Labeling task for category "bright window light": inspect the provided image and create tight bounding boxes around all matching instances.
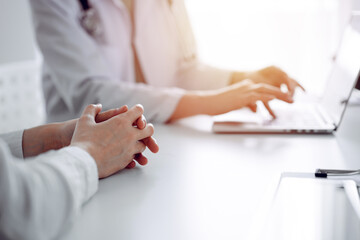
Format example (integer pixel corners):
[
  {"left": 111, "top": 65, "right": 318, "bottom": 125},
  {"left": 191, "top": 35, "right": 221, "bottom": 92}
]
[{"left": 185, "top": 0, "right": 347, "bottom": 96}]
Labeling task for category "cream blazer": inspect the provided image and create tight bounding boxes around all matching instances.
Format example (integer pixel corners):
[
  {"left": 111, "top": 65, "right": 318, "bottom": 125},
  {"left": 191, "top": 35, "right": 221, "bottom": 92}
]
[{"left": 30, "top": 0, "right": 231, "bottom": 122}]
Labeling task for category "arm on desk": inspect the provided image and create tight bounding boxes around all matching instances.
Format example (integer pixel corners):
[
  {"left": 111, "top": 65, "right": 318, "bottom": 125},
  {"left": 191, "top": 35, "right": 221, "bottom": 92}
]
[
  {"left": 0, "top": 104, "right": 159, "bottom": 239},
  {"left": 169, "top": 80, "right": 294, "bottom": 121},
  {"left": 21, "top": 107, "right": 129, "bottom": 158}
]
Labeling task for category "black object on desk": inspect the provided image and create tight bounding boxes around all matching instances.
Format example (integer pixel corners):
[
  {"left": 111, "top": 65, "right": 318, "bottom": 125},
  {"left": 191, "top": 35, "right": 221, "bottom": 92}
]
[{"left": 315, "top": 169, "right": 360, "bottom": 178}]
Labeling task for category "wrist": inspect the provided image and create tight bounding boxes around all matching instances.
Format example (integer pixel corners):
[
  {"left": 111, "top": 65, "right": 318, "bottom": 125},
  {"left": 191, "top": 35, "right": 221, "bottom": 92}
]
[
  {"left": 58, "top": 119, "right": 77, "bottom": 148},
  {"left": 70, "top": 141, "right": 101, "bottom": 176},
  {"left": 205, "top": 87, "right": 240, "bottom": 116},
  {"left": 70, "top": 137, "right": 99, "bottom": 161},
  {"left": 169, "top": 92, "right": 211, "bottom": 121},
  {"left": 23, "top": 123, "right": 64, "bottom": 157},
  {"left": 230, "top": 71, "right": 250, "bottom": 85}
]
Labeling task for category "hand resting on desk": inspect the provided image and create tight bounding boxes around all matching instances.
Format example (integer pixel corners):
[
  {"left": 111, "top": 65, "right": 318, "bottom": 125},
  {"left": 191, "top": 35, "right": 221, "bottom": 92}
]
[
  {"left": 71, "top": 104, "right": 159, "bottom": 178},
  {"left": 23, "top": 104, "right": 159, "bottom": 178}
]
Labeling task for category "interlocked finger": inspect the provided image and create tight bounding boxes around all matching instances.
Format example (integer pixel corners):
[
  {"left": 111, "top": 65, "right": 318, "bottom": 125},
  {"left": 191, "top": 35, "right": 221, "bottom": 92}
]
[
  {"left": 124, "top": 104, "right": 144, "bottom": 123},
  {"left": 137, "top": 123, "right": 155, "bottom": 140},
  {"left": 142, "top": 137, "right": 159, "bottom": 153},
  {"left": 134, "top": 141, "right": 146, "bottom": 154},
  {"left": 96, "top": 105, "right": 128, "bottom": 123},
  {"left": 134, "top": 153, "right": 148, "bottom": 166}
]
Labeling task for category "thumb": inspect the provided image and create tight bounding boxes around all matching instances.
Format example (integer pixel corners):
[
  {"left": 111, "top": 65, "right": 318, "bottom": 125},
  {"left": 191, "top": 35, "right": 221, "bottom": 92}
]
[
  {"left": 95, "top": 105, "right": 128, "bottom": 123},
  {"left": 81, "top": 104, "right": 102, "bottom": 123}
]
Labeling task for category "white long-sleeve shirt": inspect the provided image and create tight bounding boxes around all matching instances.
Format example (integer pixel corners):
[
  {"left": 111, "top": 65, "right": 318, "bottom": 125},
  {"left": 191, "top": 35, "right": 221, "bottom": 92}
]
[
  {"left": 0, "top": 132, "right": 98, "bottom": 240},
  {"left": 29, "top": 0, "right": 231, "bottom": 123}
]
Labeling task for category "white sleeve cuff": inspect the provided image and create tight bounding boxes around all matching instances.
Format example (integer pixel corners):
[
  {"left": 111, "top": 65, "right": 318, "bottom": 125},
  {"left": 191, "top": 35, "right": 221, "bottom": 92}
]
[
  {"left": 42, "top": 146, "right": 99, "bottom": 207},
  {"left": 60, "top": 146, "right": 99, "bottom": 204},
  {"left": 0, "top": 130, "right": 24, "bottom": 159},
  {"left": 147, "top": 87, "right": 185, "bottom": 123},
  {"left": 177, "top": 61, "right": 232, "bottom": 91}
]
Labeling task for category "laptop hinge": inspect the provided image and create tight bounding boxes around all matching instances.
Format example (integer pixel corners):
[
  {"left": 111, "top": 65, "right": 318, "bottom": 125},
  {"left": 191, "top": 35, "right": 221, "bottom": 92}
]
[{"left": 316, "top": 105, "right": 336, "bottom": 128}]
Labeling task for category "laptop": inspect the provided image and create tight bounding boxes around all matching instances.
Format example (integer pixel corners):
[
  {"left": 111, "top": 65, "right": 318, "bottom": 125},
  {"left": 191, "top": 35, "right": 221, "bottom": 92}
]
[{"left": 212, "top": 14, "right": 360, "bottom": 134}]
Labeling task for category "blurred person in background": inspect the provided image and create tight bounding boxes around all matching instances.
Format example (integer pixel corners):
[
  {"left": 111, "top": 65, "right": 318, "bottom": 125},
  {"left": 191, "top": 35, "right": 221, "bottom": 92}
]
[{"left": 29, "top": 0, "right": 304, "bottom": 123}]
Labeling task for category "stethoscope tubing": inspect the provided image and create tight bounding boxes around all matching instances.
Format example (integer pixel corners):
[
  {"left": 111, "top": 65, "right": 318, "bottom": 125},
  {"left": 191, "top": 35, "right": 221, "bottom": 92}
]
[{"left": 78, "top": 0, "right": 195, "bottom": 60}]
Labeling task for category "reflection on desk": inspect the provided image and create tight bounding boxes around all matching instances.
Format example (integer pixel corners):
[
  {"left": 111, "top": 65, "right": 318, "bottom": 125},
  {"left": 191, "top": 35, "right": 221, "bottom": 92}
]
[
  {"left": 254, "top": 177, "right": 360, "bottom": 240},
  {"left": 60, "top": 106, "right": 360, "bottom": 240}
]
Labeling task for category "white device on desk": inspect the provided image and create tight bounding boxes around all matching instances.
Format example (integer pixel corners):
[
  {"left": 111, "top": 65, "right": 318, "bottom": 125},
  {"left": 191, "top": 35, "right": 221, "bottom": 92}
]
[
  {"left": 250, "top": 177, "right": 360, "bottom": 240},
  {"left": 213, "top": 14, "right": 360, "bottom": 134}
]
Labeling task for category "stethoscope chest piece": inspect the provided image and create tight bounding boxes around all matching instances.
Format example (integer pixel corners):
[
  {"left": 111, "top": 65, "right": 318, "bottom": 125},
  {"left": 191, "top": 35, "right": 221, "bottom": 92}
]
[{"left": 80, "top": 8, "right": 103, "bottom": 38}]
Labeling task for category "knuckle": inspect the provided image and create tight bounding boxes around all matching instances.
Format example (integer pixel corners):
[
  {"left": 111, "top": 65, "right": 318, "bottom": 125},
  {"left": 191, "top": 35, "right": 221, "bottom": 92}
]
[
  {"left": 87, "top": 104, "right": 96, "bottom": 111},
  {"left": 269, "top": 65, "right": 278, "bottom": 71},
  {"left": 248, "top": 93, "right": 257, "bottom": 102},
  {"left": 140, "top": 143, "right": 146, "bottom": 152},
  {"left": 80, "top": 114, "right": 91, "bottom": 122},
  {"left": 79, "top": 116, "right": 87, "bottom": 124},
  {"left": 134, "top": 104, "right": 144, "bottom": 113},
  {"left": 247, "top": 79, "right": 254, "bottom": 84},
  {"left": 254, "top": 84, "right": 263, "bottom": 91},
  {"left": 147, "top": 124, "right": 155, "bottom": 135},
  {"left": 243, "top": 79, "right": 251, "bottom": 84},
  {"left": 254, "top": 83, "right": 260, "bottom": 88},
  {"left": 132, "top": 143, "right": 143, "bottom": 154}
]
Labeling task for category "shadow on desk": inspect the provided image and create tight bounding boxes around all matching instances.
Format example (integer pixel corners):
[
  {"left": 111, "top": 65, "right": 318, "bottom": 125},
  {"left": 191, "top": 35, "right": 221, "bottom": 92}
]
[{"left": 168, "top": 115, "right": 334, "bottom": 155}]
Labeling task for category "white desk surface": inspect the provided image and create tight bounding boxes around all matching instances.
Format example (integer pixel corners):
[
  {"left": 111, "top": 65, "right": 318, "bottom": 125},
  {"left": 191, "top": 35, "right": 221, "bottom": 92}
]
[{"left": 61, "top": 105, "right": 360, "bottom": 240}]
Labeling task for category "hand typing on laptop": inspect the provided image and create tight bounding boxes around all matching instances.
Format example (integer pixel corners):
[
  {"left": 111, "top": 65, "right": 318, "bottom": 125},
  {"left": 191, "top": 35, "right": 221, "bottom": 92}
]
[
  {"left": 214, "top": 16, "right": 360, "bottom": 134},
  {"left": 213, "top": 78, "right": 295, "bottom": 119},
  {"left": 230, "top": 66, "right": 305, "bottom": 118},
  {"left": 231, "top": 66, "right": 305, "bottom": 97}
]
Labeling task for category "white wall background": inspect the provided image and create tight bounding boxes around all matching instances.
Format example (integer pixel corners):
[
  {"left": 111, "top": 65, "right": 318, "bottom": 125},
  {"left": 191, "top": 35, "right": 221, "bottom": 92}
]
[
  {"left": 0, "top": 0, "right": 358, "bottom": 133},
  {"left": 0, "top": 0, "right": 44, "bottom": 133},
  {"left": 0, "top": 0, "right": 36, "bottom": 64},
  {"left": 186, "top": 0, "right": 358, "bottom": 96}
]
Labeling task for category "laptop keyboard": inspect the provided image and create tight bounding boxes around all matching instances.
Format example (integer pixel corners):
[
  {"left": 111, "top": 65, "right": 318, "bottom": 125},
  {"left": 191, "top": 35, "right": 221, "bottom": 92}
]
[{"left": 262, "top": 107, "right": 324, "bottom": 127}]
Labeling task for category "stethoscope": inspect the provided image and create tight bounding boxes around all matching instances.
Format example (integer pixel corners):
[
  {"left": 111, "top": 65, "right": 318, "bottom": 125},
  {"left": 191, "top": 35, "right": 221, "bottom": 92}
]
[
  {"left": 78, "top": 0, "right": 195, "bottom": 60},
  {"left": 79, "top": 0, "right": 102, "bottom": 38}
]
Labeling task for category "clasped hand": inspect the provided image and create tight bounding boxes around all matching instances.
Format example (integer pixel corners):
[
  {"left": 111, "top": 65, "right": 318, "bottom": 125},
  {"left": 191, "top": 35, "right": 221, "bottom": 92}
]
[{"left": 71, "top": 104, "right": 159, "bottom": 179}]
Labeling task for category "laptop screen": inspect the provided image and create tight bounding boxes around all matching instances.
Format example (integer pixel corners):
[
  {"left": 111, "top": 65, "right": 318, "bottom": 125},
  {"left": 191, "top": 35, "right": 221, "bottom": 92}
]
[{"left": 321, "top": 15, "right": 360, "bottom": 127}]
